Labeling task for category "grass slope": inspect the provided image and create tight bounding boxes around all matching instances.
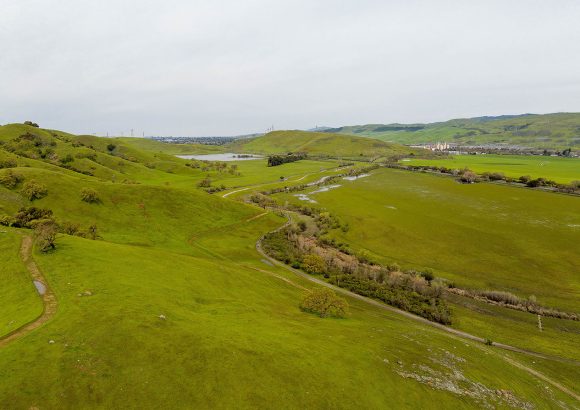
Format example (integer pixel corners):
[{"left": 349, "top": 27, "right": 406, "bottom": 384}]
[
  {"left": 0, "top": 230, "right": 575, "bottom": 409},
  {"left": 0, "top": 231, "right": 43, "bottom": 338},
  {"left": 326, "top": 112, "right": 580, "bottom": 149}
]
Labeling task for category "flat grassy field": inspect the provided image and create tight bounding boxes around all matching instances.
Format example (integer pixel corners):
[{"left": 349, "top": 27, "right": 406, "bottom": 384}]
[
  {"left": 274, "top": 168, "right": 580, "bottom": 309},
  {"left": 405, "top": 154, "right": 580, "bottom": 183},
  {"left": 272, "top": 168, "right": 580, "bottom": 363}
]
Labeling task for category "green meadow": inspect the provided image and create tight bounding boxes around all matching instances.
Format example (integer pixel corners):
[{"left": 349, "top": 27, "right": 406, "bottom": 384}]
[
  {"left": 1, "top": 124, "right": 579, "bottom": 408},
  {"left": 273, "top": 168, "right": 580, "bottom": 362},
  {"left": 274, "top": 168, "right": 580, "bottom": 310},
  {"left": 405, "top": 154, "right": 580, "bottom": 184}
]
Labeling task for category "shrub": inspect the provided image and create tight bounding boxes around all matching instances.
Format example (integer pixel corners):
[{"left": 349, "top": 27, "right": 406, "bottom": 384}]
[
  {"left": 22, "top": 180, "right": 48, "bottom": 201},
  {"left": 86, "top": 224, "right": 99, "bottom": 240},
  {"left": 0, "top": 170, "right": 24, "bottom": 189},
  {"left": 60, "top": 154, "right": 74, "bottom": 164},
  {"left": 302, "top": 254, "right": 326, "bottom": 274},
  {"left": 459, "top": 170, "right": 477, "bottom": 183},
  {"left": 300, "top": 288, "right": 348, "bottom": 318},
  {"left": 24, "top": 121, "right": 39, "bottom": 127},
  {"left": 80, "top": 187, "right": 100, "bottom": 203},
  {"left": 0, "top": 159, "right": 17, "bottom": 168},
  {"left": 60, "top": 221, "right": 80, "bottom": 235},
  {"left": 107, "top": 143, "right": 116, "bottom": 152},
  {"left": 198, "top": 177, "right": 212, "bottom": 188},
  {"left": 420, "top": 269, "right": 435, "bottom": 282}
]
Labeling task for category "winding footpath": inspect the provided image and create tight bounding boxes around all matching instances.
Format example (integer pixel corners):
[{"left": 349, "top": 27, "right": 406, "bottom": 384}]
[
  {"left": 0, "top": 236, "right": 57, "bottom": 348},
  {"left": 255, "top": 216, "right": 580, "bottom": 402}
]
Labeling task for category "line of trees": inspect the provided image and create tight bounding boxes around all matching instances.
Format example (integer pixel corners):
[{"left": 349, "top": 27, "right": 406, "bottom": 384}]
[{"left": 267, "top": 152, "right": 307, "bottom": 167}]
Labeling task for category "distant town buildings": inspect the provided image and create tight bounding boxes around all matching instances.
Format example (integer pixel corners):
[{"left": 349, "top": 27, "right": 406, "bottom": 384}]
[{"left": 425, "top": 142, "right": 450, "bottom": 151}]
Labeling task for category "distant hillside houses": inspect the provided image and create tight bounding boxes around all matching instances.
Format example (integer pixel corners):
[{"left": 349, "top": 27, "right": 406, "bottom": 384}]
[{"left": 411, "top": 142, "right": 451, "bottom": 151}]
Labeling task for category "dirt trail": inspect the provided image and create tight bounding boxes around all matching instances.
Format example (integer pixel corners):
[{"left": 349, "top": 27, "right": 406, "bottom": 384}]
[
  {"left": 255, "top": 216, "right": 580, "bottom": 402},
  {"left": 221, "top": 167, "right": 339, "bottom": 199},
  {"left": 0, "top": 236, "right": 57, "bottom": 348}
]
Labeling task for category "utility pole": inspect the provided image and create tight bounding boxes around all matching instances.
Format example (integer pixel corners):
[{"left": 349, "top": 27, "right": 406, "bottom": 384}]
[{"left": 131, "top": 129, "right": 134, "bottom": 137}]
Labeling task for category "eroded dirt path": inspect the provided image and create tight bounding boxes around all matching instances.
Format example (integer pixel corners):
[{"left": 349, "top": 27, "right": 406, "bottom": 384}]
[{"left": 0, "top": 236, "right": 57, "bottom": 348}]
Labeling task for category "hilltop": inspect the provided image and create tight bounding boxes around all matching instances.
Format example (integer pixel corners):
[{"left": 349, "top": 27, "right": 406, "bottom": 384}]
[
  {"left": 227, "top": 130, "right": 428, "bottom": 160},
  {"left": 324, "top": 112, "right": 580, "bottom": 149}
]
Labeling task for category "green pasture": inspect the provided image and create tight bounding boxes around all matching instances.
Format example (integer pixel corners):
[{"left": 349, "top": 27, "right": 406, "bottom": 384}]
[
  {"left": 405, "top": 154, "right": 580, "bottom": 183},
  {"left": 273, "top": 168, "right": 580, "bottom": 310},
  {"left": 0, "top": 227, "right": 575, "bottom": 408}
]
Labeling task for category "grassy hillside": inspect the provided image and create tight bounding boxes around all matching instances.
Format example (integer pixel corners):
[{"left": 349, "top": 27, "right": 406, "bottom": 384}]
[
  {"left": 1, "top": 123, "right": 578, "bottom": 408},
  {"left": 326, "top": 112, "right": 580, "bottom": 149},
  {"left": 228, "top": 130, "right": 427, "bottom": 160}
]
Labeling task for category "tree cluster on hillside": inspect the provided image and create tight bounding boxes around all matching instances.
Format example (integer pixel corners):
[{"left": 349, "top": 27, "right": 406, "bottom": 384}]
[
  {"left": 267, "top": 152, "right": 307, "bottom": 167},
  {"left": 0, "top": 206, "right": 100, "bottom": 245}
]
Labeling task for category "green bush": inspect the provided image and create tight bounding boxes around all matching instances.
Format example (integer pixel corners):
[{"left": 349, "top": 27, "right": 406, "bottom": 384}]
[
  {"left": 0, "top": 170, "right": 24, "bottom": 189},
  {"left": 80, "top": 187, "right": 100, "bottom": 203},
  {"left": 300, "top": 288, "right": 348, "bottom": 318},
  {"left": 302, "top": 254, "right": 326, "bottom": 274},
  {"left": 22, "top": 180, "right": 48, "bottom": 201}
]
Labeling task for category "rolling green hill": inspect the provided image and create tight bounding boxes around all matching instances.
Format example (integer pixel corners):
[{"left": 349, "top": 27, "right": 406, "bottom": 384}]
[
  {"left": 1, "top": 123, "right": 579, "bottom": 408},
  {"left": 325, "top": 112, "right": 580, "bottom": 149},
  {"left": 227, "top": 130, "right": 428, "bottom": 159}
]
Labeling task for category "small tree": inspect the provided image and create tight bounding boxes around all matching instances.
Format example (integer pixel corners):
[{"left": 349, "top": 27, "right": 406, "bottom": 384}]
[
  {"left": 35, "top": 221, "right": 58, "bottom": 252},
  {"left": 80, "top": 187, "right": 100, "bottom": 203},
  {"left": 22, "top": 180, "right": 48, "bottom": 201},
  {"left": 24, "top": 121, "right": 39, "bottom": 127},
  {"left": 302, "top": 254, "right": 326, "bottom": 274},
  {"left": 300, "top": 288, "right": 349, "bottom": 318}
]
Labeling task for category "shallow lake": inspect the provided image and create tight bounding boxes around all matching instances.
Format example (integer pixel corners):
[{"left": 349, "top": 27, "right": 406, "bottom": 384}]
[{"left": 176, "top": 153, "right": 263, "bottom": 161}]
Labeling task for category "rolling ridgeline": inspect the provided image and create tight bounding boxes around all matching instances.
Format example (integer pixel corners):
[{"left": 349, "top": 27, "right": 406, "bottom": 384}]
[{"left": 0, "top": 122, "right": 579, "bottom": 408}]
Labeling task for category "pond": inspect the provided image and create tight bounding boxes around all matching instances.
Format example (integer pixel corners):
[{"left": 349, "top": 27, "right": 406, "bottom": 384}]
[{"left": 176, "top": 153, "right": 263, "bottom": 161}]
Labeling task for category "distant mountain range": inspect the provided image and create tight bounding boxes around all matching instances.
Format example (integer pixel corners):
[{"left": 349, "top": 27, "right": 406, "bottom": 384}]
[{"left": 320, "top": 112, "right": 580, "bottom": 148}]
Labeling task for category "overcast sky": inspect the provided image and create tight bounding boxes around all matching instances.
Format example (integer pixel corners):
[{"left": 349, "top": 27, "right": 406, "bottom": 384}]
[{"left": 1, "top": 0, "right": 579, "bottom": 136}]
